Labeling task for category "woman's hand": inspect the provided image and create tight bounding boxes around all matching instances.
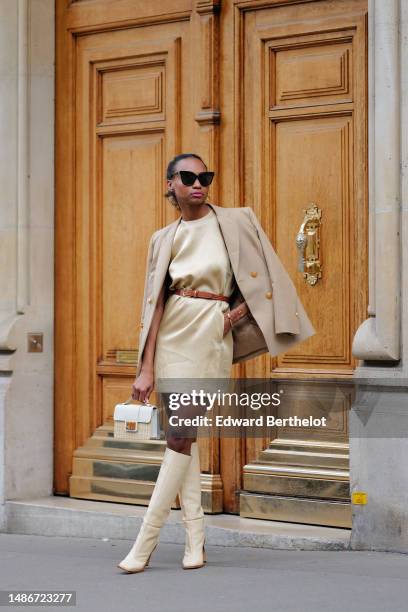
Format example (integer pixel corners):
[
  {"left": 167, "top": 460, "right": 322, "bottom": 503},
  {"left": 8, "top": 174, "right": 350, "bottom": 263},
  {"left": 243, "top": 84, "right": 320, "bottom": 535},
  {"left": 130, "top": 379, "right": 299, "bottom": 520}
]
[
  {"left": 223, "top": 313, "right": 232, "bottom": 336},
  {"left": 131, "top": 369, "right": 154, "bottom": 403},
  {"left": 223, "top": 302, "right": 252, "bottom": 336}
]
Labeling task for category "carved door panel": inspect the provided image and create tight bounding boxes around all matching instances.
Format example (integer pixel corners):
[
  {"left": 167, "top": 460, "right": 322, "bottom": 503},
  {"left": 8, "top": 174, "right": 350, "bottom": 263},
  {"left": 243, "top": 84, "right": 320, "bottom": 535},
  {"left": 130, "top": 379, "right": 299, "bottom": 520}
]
[
  {"left": 55, "top": 0, "right": 222, "bottom": 508},
  {"left": 227, "top": 0, "right": 368, "bottom": 525}
]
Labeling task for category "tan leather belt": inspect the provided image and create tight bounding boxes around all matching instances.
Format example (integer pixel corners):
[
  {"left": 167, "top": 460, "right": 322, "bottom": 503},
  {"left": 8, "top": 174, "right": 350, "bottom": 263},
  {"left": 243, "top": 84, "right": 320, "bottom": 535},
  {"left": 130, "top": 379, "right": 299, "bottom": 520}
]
[{"left": 169, "top": 288, "right": 230, "bottom": 303}]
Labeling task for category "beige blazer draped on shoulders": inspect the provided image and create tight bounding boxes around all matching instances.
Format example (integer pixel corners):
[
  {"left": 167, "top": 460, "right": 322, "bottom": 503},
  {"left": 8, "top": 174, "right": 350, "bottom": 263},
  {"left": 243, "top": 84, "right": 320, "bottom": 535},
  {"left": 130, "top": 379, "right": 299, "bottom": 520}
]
[{"left": 135, "top": 202, "right": 316, "bottom": 377}]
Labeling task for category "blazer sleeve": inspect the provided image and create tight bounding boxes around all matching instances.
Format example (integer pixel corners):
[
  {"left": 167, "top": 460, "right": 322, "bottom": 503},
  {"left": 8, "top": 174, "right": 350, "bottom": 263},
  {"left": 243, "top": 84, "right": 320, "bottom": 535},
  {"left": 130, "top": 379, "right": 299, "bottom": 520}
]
[
  {"left": 139, "top": 232, "right": 156, "bottom": 328},
  {"left": 245, "top": 206, "right": 301, "bottom": 335},
  {"left": 135, "top": 232, "right": 158, "bottom": 376}
]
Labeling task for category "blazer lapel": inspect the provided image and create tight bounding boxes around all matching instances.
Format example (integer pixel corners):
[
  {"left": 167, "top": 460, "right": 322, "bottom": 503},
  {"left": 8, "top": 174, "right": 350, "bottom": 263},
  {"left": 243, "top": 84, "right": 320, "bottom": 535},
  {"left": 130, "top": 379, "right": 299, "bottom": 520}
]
[{"left": 207, "top": 203, "right": 240, "bottom": 278}]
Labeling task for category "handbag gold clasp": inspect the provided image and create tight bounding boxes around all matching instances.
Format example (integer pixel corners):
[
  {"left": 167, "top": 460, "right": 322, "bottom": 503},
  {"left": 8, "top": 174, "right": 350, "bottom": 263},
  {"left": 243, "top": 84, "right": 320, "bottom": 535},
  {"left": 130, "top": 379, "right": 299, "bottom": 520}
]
[{"left": 125, "top": 420, "right": 138, "bottom": 432}]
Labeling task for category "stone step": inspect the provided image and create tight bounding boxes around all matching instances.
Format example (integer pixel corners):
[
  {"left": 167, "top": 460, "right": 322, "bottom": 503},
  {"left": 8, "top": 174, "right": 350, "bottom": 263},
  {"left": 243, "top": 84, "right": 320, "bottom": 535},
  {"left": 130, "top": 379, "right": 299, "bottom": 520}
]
[{"left": 3, "top": 496, "right": 350, "bottom": 551}]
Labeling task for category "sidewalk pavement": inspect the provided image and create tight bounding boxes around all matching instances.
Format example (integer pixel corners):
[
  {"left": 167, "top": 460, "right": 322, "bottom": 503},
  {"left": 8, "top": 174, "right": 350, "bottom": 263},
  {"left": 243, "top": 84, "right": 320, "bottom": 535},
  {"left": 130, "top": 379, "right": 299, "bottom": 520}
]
[{"left": 0, "top": 533, "right": 407, "bottom": 612}]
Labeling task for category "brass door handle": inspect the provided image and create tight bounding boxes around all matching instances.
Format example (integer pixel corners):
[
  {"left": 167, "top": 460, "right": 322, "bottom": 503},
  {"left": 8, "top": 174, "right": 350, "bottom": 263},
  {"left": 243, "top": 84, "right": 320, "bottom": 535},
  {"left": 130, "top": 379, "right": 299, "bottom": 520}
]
[{"left": 295, "top": 203, "right": 322, "bottom": 286}]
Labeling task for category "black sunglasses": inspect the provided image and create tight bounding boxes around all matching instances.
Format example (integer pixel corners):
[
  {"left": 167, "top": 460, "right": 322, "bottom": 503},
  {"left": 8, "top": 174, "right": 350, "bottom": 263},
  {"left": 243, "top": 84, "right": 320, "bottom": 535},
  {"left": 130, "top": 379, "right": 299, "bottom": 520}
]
[{"left": 171, "top": 170, "right": 215, "bottom": 187}]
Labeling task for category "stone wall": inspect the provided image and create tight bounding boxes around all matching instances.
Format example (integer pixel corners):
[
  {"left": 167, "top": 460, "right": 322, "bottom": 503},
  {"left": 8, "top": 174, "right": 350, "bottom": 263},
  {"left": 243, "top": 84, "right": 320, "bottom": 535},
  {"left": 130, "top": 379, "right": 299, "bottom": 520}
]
[
  {"left": 350, "top": 0, "right": 408, "bottom": 552},
  {"left": 0, "top": 0, "right": 55, "bottom": 527}
]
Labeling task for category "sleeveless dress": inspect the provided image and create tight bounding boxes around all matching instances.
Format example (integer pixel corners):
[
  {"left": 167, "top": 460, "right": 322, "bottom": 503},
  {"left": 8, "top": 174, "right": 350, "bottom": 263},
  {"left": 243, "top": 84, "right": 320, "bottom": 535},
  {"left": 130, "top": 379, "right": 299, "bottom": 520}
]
[{"left": 154, "top": 207, "right": 235, "bottom": 393}]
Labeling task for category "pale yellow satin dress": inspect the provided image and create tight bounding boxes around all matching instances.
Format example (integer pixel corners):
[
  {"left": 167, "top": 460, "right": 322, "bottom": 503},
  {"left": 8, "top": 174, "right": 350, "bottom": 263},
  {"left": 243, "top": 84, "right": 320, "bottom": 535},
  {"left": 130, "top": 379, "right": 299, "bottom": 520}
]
[{"left": 154, "top": 207, "right": 235, "bottom": 392}]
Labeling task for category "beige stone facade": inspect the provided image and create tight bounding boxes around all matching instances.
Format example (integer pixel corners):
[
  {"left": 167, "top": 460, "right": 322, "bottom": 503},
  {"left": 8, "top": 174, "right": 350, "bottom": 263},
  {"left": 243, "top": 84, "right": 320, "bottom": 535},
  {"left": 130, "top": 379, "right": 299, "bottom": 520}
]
[{"left": 1, "top": 0, "right": 407, "bottom": 551}]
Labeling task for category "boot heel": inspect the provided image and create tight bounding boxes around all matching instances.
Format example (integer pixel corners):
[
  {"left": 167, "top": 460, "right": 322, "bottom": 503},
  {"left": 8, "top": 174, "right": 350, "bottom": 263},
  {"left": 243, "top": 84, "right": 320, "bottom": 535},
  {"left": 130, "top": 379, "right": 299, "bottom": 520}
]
[
  {"left": 145, "top": 543, "right": 157, "bottom": 567},
  {"left": 203, "top": 544, "right": 207, "bottom": 563}
]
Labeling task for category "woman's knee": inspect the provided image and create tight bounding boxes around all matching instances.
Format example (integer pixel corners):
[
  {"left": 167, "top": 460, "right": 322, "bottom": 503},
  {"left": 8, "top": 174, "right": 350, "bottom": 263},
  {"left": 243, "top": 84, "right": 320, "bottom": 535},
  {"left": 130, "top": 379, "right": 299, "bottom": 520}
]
[{"left": 166, "top": 435, "right": 193, "bottom": 455}]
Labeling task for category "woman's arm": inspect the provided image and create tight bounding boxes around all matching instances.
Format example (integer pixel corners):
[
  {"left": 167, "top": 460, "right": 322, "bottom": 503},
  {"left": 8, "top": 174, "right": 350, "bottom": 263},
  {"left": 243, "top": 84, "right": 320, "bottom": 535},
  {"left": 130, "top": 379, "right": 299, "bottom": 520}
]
[{"left": 223, "top": 301, "right": 254, "bottom": 335}]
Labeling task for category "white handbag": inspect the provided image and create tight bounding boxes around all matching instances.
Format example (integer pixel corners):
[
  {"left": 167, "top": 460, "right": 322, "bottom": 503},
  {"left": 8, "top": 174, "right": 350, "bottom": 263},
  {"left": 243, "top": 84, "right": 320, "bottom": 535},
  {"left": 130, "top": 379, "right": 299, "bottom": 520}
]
[{"left": 113, "top": 397, "right": 161, "bottom": 441}]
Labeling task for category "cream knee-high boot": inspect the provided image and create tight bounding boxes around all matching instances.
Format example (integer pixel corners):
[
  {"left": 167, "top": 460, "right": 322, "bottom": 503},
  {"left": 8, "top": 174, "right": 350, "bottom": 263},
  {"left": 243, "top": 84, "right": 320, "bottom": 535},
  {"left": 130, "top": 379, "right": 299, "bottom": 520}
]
[
  {"left": 178, "top": 442, "right": 206, "bottom": 569},
  {"left": 118, "top": 447, "right": 192, "bottom": 573}
]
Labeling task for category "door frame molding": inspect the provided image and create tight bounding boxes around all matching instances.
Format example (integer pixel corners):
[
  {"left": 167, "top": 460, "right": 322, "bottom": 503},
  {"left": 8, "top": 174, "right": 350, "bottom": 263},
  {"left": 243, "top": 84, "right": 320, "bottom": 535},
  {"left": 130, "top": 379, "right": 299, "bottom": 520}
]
[{"left": 55, "top": 0, "right": 400, "bottom": 501}]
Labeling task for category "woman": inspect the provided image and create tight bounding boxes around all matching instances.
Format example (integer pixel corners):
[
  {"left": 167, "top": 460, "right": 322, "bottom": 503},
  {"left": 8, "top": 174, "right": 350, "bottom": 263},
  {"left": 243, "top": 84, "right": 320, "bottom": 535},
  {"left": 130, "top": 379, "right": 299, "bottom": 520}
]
[{"left": 118, "top": 153, "right": 315, "bottom": 573}]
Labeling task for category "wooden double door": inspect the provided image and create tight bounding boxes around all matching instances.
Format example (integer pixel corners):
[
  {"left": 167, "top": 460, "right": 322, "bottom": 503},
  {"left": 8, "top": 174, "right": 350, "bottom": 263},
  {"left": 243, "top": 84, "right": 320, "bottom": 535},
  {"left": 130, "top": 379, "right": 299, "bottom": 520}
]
[{"left": 55, "top": 0, "right": 368, "bottom": 525}]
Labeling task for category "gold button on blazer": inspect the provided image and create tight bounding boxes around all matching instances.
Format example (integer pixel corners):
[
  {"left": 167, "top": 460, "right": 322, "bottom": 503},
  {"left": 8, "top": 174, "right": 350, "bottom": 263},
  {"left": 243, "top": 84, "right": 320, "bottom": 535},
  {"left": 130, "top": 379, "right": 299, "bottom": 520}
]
[{"left": 136, "top": 203, "right": 316, "bottom": 377}]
